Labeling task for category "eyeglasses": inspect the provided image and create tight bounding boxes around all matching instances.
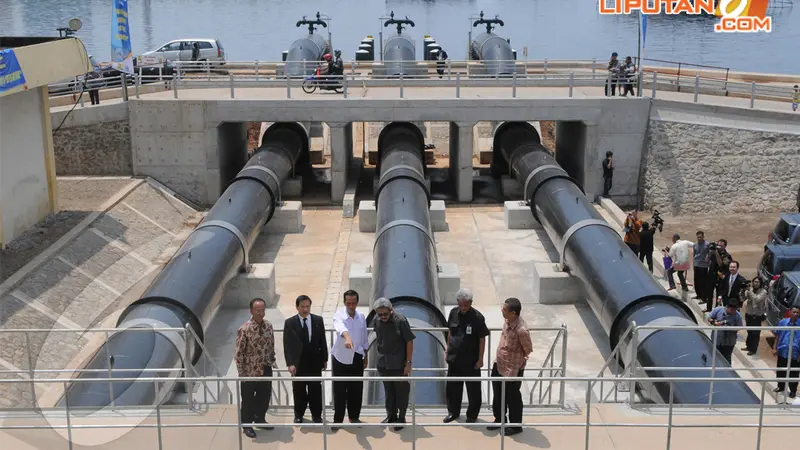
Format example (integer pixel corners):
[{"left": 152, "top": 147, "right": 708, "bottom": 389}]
[{"left": 377, "top": 312, "right": 390, "bottom": 318}]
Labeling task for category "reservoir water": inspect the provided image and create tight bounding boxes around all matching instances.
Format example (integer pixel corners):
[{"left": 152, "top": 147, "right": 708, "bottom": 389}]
[{"left": 1, "top": 0, "right": 798, "bottom": 75}]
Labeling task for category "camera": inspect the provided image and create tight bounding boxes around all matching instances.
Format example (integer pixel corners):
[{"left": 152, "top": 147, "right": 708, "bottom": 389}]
[
  {"left": 651, "top": 209, "right": 665, "bottom": 233},
  {"left": 708, "top": 242, "right": 717, "bottom": 252}
]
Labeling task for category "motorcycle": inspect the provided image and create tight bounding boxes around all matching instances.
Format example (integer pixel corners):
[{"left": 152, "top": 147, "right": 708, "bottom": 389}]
[{"left": 302, "top": 68, "right": 343, "bottom": 94}]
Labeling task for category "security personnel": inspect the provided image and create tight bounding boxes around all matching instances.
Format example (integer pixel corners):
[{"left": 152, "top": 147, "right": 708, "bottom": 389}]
[{"left": 443, "top": 288, "right": 489, "bottom": 423}]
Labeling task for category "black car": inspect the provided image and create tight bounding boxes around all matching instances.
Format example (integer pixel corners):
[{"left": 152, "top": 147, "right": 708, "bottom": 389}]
[
  {"left": 766, "top": 213, "right": 800, "bottom": 247},
  {"left": 766, "top": 271, "right": 800, "bottom": 328},
  {"left": 758, "top": 244, "right": 800, "bottom": 283}
]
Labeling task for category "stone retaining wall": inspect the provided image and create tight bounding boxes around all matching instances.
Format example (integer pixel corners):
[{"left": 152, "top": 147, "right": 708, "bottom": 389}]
[
  {"left": 642, "top": 120, "right": 800, "bottom": 214},
  {"left": 53, "top": 120, "right": 132, "bottom": 175}
]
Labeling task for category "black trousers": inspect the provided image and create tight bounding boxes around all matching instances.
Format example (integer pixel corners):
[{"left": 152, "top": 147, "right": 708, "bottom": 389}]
[
  {"left": 639, "top": 250, "right": 653, "bottom": 273},
  {"left": 717, "top": 345, "right": 734, "bottom": 364},
  {"left": 668, "top": 267, "right": 687, "bottom": 290},
  {"left": 292, "top": 363, "right": 322, "bottom": 419},
  {"left": 445, "top": 364, "right": 481, "bottom": 419},
  {"left": 491, "top": 363, "right": 523, "bottom": 427},
  {"left": 625, "top": 242, "right": 640, "bottom": 258},
  {"left": 621, "top": 78, "right": 635, "bottom": 96},
  {"left": 693, "top": 267, "right": 710, "bottom": 306},
  {"left": 605, "top": 79, "right": 617, "bottom": 96},
  {"left": 378, "top": 367, "right": 409, "bottom": 420},
  {"left": 776, "top": 357, "right": 800, "bottom": 395},
  {"left": 332, "top": 353, "right": 364, "bottom": 422},
  {"left": 603, "top": 176, "right": 613, "bottom": 196},
  {"left": 744, "top": 314, "right": 763, "bottom": 353},
  {"left": 89, "top": 89, "right": 100, "bottom": 105},
  {"left": 241, "top": 366, "right": 272, "bottom": 429}
]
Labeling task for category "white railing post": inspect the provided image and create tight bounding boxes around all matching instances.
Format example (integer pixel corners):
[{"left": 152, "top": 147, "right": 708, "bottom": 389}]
[
  {"left": 286, "top": 76, "right": 291, "bottom": 99},
  {"left": 651, "top": 72, "right": 657, "bottom": 98},
  {"left": 120, "top": 74, "right": 128, "bottom": 101},
  {"left": 694, "top": 74, "right": 699, "bottom": 103},
  {"left": 351, "top": 61, "right": 356, "bottom": 77},
  {"left": 230, "top": 73, "right": 235, "bottom": 99},
  {"left": 512, "top": 71, "right": 517, "bottom": 98},
  {"left": 569, "top": 72, "right": 574, "bottom": 97},
  {"left": 447, "top": 59, "right": 452, "bottom": 80},
  {"left": 544, "top": 58, "right": 548, "bottom": 79},
  {"left": 592, "top": 57, "right": 596, "bottom": 79},
  {"left": 255, "top": 61, "right": 259, "bottom": 81},
  {"left": 750, "top": 82, "right": 756, "bottom": 108},
  {"left": 456, "top": 72, "right": 460, "bottom": 98},
  {"left": 343, "top": 74, "right": 348, "bottom": 99},
  {"left": 400, "top": 72, "right": 404, "bottom": 98},
  {"left": 135, "top": 73, "right": 140, "bottom": 98},
  {"left": 173, "top": 72, "right": 178, "bottom": 99}
]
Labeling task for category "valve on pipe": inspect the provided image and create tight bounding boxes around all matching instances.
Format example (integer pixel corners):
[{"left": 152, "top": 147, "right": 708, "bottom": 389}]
[
  {"left": 284, "top": 12, "right": 331, "bottom": 77},
  {"left": 469, "top": 11, "right": 515, "bottom": 76},
  {"left": 365, "top": 122, "right": 448, "bottom": 407},
  {"left": 60, "top": 123, "right": 309, "bottom": 409},
  {"left": 493, "top": 122, "right": 759, "bottom": 405},
  {"left": 382, "top": 11, "right": 417, "bottom": 77}
]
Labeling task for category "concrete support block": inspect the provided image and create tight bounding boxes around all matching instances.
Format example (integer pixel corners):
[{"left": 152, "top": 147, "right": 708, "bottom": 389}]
[
  {"left": 348, "top": 262, "right": 461, "bottom": 308},
  {"left": 262, "top": 201, "right": 303, "bottom": 234},
  {"left": 348, "top": 263, "right": 374, "bottom": 307},
  {"left": 438, "top": 263, "right": 461, "bottom": 306},
  {"left": 358, "top": 200, "right": 447, "bottom": 232},
  {"left": 503, "top": 201, "right": 536, "bottom": 230},
  {"left": 476, "top": 137, "right": 493, "bottom": 164},
  {"left": 532, "top": 263, "right": 583, "bottom": 305},
  {"left": 449, "top": 121, "right": 475, "bottom": 202},
  {"left": 283, "top": 176, "right": 303, "bottom": 198},
  {"left": 329, "top": 122, "right": 353, "bottom": 203},
  {"left": 310, "top": 136, "right": 325, "bottom": 164},
  {"left": 225, "top": 263, "right": 276, "bottom": 308},
  {"left": 501, "top": 175, "right": 523, "bottom": 199},
  {"left": 358, "top": 201, "right": 377, "bottom": 232}
]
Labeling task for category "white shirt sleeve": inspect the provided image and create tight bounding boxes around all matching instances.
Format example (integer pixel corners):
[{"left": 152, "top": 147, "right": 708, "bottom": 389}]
[{"left": 333, "top": 309, "right": 348, "bottom": 337}]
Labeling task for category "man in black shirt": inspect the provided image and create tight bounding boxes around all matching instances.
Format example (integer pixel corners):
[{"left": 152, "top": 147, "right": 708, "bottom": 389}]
[
  {"left": 602, "top": 151, "right": 614, "bottom": 197},
  {"left": 443, "top": 288, "right": 490, "bottom": 424}
]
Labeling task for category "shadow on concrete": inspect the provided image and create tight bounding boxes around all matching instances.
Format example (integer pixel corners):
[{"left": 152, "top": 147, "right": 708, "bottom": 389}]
[{"left": 253, "top": 426, "right": 294, "bottom": 444}]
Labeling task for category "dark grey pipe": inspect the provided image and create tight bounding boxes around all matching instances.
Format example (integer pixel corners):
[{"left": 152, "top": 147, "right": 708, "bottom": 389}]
[
  {"left": 285, "top": 33, "right": 329, "bottom": 78},
  {"left": 383, "top": 11, "right": 416, "bottom": 77},
  {"left": 470, "top": 12, "right": 514, "bottom": 76},
  {"left": 494, "top": 122, "right": 758, "bottom": 405},
  {"left": 366, "top": 122, "right": 448, "bottom": 407},
  {"left": 61, "top": 123, "right": 308, "bottom": 409}
]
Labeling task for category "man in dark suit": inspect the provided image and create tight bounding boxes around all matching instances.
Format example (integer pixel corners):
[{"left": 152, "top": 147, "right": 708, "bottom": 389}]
[
  {"left": 717, "top": 261, "right": 747, "bottom": 307},
  {"left": 283, "top": 295, "right": 328, "bottom": 423}
]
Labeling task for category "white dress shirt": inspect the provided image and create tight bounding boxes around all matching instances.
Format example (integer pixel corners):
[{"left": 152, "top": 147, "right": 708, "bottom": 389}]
[{"left": 331, "top": 307, "right": 368, "bottom": 365}]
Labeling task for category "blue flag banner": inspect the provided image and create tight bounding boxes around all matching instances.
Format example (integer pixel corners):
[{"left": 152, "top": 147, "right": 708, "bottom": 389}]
[
  {"left": 641, "top": 14, "right": 648, "bottom": 49},
  {"left": 111, "top": 0, "right": 134, "bottom": 73},
  {"left": 0, "top": 48, "right": 27, "bottom": 93}
]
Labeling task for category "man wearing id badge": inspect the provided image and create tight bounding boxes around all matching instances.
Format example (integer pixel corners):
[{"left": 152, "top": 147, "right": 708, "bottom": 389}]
[{"left": 443, "top": 288, "right": 489, "bottom": 424}]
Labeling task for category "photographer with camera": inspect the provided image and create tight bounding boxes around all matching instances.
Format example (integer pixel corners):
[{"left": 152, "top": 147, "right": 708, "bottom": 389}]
[
  {"left": 707, "top": 239, "right": 733, "bottom": 302},
  {"left": 740, "top": 276, "right": 767, "bottom": 356},
  {"left": 623, "top": 210, "right": 643, "bottom": 257},
  {"left": 707, "top": 300, "right": 743, "bottom": 364}
]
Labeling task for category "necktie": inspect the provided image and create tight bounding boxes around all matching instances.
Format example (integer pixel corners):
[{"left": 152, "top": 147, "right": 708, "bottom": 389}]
[
  {"left": 729, "top": 276, "right": 734, "bottom": 296},
  {"left": 302, "top": 317, "right": 309, "bottom": 342}
]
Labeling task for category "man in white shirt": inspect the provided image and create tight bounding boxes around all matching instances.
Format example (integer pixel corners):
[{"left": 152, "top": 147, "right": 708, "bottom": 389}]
[
  {"left": 668, "top": 233, "right": 694, "bottom": 292},
  {"left": 331, "top": 290, "right": 368, "bottom": 431}
]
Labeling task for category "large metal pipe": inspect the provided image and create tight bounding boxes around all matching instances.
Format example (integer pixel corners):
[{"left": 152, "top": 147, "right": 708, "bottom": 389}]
[
  {"left": 285, "top": 14, "right": 330, "bottom": 77},
  {"left": 470, "top": 12, "right": 515, "bottom": 76},
  {"left": 382, "top": 12, "right": 416, "bottom": 77},
  {"left": 61, "top": 123, "right": 308, "bottom": 409},
  {"left": 366, "top": 122, "right": 448, "bottom": 407},
  {"left": 494, "top": 122, "right": 759, "bottom": 405}
]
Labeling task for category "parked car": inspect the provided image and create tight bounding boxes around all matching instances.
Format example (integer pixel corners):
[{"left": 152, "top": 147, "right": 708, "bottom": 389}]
[
  {"left": 766, "top": 213, "right": 800, "bottom": 247},
  {"left": 138, "top": 38, "right": 226, "bottom": 69},
  {"left": 758, "top": 244, "right": 800, "bottom": 283},
  {"left": 766, "top": 271, "right": 800, "bottom": 329}
]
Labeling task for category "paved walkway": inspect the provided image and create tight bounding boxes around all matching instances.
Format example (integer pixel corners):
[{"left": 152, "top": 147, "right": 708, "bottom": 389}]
[{"left": 1, "top": 404, "right": 798, "bottom": 450}]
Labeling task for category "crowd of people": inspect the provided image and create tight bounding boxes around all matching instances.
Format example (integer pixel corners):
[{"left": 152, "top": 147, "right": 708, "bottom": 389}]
[
  {"left": 604, "top": 52, "right": 638, "bottom": 97},
  {"left": 622, "top": 211, "right": 800, "bottom": 399},
  {"left": 234, "top": 289, "right": 532, "bottom": 438}
]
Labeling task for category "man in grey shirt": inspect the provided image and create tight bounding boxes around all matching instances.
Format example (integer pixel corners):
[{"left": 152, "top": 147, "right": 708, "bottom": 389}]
[
  {"left": 693, "top": 231, "right": 711, "bottom": 311},
  {"left": 707, "top": 301, "right": 743, "bottom": 364},
  {"left": 372, "top": 297, "right": 415, "bottom": 431}
]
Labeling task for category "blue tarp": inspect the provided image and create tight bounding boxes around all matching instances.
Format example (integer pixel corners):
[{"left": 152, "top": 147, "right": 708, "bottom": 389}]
[{"left": 0, "top": 48, "right": 27, "bottom": 93}]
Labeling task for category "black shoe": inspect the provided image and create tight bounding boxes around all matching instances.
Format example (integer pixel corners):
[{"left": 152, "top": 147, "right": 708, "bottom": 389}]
[
  {"left": 503, "top": 427, "right": 523, "bottom": 436},
  {"left": 465, "top": 417, "right": 477, "bottom": 423},
  {"left": 382, "top": 417, "right": 397, "bottom": 424},
  {"left": 294, "top": 417, "right": 303, "bottom": 424},
  {"left": 741, "top": 347, "right": 750, "bottom": 351},
  {"left": 331, "top": 426, "right": 340, "bottom": 432},
  {"left": 394, "top": 418, "right": 406, "bottom": 431},
  {"left": 256, "top": 422, "right": 274, "bottom": 431},
  {"left": 350, "top": 419, "right": 363, "bottom": 424},
  {"left": 774, "top": 387, "right": 784, "bottom": 393},
  {"left": 487, "top": 419, "right": 503, "bottom": 431},
  {"left": 312, "top": 416, "right": 323, "bottom": 424},
  {"left": 443, "top": 414, "right": 459, "bottom": 423},
  {"left": 243, "top": 428, "right": 257, "bottom": 438},
  {"left": 790, "top": 392, "right": 797, "bottom": 399},
  {"left": 747, "top": 351, "right": 756, "bottom": 356}
]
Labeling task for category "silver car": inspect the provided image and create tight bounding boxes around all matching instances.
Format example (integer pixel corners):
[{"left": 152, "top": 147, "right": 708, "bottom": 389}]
[{"left": 138, "top": 38, "right": 226, "bottom": 67}]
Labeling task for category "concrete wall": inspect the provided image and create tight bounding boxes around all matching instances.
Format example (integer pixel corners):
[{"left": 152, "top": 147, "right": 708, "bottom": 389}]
[
  {"left": 50, "top": 102, "right": 132, "bottom": 176},
  {"left": 642, "top": 100, "right": 800, "bottom": 214},
  {"left": 0, "top": 88, "right": 55, "bottom": 247}
]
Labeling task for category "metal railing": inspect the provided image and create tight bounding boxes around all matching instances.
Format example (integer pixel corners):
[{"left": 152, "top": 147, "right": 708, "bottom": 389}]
[
  {"left": 1, "top": 374, "right": 799, "bottom": 450},
  {"left": 46, "top": 59, "right": 799, "bottom": 110},
  {"left": 597, "top": 323, "right": 800, "bottom": 406},
  {"left": 0, "top": 324, "right": 568, "bottom": 410}
]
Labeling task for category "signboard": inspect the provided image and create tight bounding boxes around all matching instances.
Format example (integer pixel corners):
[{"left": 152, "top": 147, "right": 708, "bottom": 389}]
[
  {"left": 0, "top": 48, "right": 27, "bottom": 93},
  {"left": 111, "top": 0, "right": 134, "bottom": 73}
]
